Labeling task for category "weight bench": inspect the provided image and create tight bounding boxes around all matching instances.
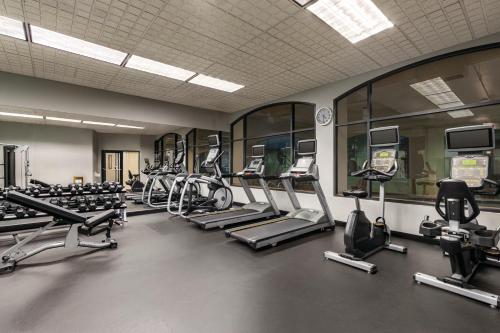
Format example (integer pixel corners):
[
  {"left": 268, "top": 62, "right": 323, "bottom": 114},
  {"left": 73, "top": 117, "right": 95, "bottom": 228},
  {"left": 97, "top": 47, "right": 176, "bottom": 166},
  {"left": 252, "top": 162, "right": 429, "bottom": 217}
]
[{"left": 0, "top": 191, "right": 118, "bottom": 274}]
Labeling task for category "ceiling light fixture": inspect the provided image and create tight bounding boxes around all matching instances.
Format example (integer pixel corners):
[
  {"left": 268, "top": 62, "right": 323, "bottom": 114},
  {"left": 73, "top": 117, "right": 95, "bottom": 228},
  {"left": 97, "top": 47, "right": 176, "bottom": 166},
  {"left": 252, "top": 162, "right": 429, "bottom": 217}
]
[
  {"left": 46, "top": 116, "right": 82, "bottom": 123},
  {"left": 116, "top": 124, "right": 145, "bottom": 129},
  {"left": 0, "top": 111, "right": 43, "bottom": 119},
  {"left": 188, "top": 74, "right": 244, "bottom": 92},
  {"left": 83, "top": 120, "right": 115, "bottom": 126},
  {"left": 30, "top": 25, "right": 127, "bottom": 65},
  {"left": 0, "top": 16, "right": 25, "bottom": 40},
  {"left": 410, "top": 77, "right": 474, "bottom": 119},
  {"left": 307, "top": 0, "right": 393, "bottom": 43},
  {"left": 126, "top": 55, "right": 195, "bottom": 81}
]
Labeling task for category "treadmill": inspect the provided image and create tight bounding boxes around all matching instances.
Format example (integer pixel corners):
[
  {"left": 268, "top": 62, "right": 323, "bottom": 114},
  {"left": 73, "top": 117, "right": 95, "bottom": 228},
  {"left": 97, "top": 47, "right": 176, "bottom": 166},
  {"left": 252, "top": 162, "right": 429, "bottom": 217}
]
[
  {"left": 188, "top": 145, "right": 281, "bottom": 229},
  {"left": 225, "top": 139, "right": 334, "bottom": 249}
]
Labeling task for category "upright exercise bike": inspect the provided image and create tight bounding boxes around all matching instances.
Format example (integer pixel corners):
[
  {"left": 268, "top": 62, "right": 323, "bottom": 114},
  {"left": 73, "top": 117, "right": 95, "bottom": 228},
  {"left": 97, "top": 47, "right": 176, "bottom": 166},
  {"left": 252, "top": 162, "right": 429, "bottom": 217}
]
[
  {"left": 415, "top": 124, "right": 500, "bottom": 308},
  {"left": 324, "top": 126, "right": 407, "bottom": 273}
]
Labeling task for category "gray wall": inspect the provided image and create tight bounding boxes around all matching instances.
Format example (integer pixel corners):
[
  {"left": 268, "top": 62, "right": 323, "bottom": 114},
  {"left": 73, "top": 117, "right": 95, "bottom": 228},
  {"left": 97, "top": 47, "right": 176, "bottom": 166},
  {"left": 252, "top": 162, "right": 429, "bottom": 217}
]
[
  {"left": 230, "top": 32, "right": 500, "bottom": 235},
  {"left": 0, "top": 121, "right": 94, "bottom": 185},
  {"left": 0, "top": 72, "right": 231, "bottom": 131}
]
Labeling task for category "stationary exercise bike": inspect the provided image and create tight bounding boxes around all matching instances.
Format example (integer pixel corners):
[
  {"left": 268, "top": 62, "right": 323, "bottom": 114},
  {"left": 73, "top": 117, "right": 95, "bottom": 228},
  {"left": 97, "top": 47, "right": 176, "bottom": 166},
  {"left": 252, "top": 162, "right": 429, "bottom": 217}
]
[
  {"left": 324, "top": 126, "right": 407, "bottom": 273},
  {"left": 415, "top": 124, "right": 500, "bottom": 308}
]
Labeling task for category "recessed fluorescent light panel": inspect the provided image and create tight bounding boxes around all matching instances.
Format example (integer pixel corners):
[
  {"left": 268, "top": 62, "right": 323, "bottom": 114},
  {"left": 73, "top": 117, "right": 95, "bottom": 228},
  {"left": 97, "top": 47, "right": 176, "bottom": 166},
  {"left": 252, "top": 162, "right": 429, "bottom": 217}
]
[
  {"left": 0, "top": 16, "right": 25, "bottom": 40},
  {"left": 30, "top": 25, "right": 127, "bottom": 65},
  {"left": 293, "top": 0, "right": 314, "bottom": 6},
  {"left": 83, "top": 120, "right": 115, "bottom": 126},
  {"left": 126, "top": 55, "right": 195, "bottom": 81},
  {"left": 46, "top": 116, "right": 81, "bottom": 123},
  {"left": 0, "top": 111, "right": 43, "bottom": 119},
  {"left": 307, "top": 0, "right": 393, "bottom": 43},
  {"left": 188, "top": 74, "right": 244, "bottom": 92},
  {"left": 410, "top": 77, "right": 474, "bottom": 119},
  {"left": 116, "top": 124, "right": 145, "bottom": 129}
]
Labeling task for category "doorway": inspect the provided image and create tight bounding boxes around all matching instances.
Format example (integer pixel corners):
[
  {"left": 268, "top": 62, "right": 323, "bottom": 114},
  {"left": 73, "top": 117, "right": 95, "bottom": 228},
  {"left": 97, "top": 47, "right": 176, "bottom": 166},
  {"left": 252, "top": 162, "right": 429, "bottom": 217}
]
[{"left": 101, "top": 150, "right": 140, "bottom": 185}]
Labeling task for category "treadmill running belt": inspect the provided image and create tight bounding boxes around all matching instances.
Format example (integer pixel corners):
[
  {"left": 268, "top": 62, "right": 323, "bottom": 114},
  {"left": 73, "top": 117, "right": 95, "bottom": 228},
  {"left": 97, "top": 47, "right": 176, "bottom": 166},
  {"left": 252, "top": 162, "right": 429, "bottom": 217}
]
[
  {"left": 191, "top": 209, "right": 257, "bottom": 223},
  {"left": 229, "top": 218, "right": 316, "bottom": 243}
]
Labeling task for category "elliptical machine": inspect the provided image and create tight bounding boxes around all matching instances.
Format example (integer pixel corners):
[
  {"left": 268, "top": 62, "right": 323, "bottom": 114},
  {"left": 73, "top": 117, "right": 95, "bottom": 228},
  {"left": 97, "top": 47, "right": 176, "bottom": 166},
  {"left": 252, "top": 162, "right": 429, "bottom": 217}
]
[
  {"left": 167, "top": 134, "right": 232, "bottom": 217},
  {"left": 324, "top": 126, "right": 407, "bottom": 273},
  {"left": 415, "top": 124, "right": 500, "bottom": 308}
]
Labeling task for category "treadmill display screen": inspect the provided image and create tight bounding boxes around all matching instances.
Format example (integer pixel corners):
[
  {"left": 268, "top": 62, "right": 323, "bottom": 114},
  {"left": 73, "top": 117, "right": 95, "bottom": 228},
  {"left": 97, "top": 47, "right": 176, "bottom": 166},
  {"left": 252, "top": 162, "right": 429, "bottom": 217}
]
[
  {"left": 298, "top": 140, "right": 316, "bottom": 155},
  {"left": 370, "top": 127, "right": 399, "bottom": 146},
  {"left": 208, "top": 135, "right": 219, "bottom": 147},
  {"left": 446, "top": 127, "right": 494, "bottom": 151},
  {"left": 252, "top": 145, "right": 264, "bottom": 157}
]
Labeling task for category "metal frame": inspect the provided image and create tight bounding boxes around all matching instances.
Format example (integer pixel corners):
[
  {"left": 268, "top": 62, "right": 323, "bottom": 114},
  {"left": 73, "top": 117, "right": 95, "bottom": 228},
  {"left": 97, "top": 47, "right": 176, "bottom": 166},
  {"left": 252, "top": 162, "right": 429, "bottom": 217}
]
[{"left": 334, "top": 42, "right": 500, "bottom": 202}]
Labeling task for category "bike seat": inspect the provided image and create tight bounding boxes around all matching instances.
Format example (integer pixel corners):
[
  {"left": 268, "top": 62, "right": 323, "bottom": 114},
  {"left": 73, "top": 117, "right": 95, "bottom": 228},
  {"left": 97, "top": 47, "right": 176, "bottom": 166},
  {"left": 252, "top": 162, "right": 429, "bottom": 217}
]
[{"left": 343, "top": 189, "right": 368, "bottom": 198}]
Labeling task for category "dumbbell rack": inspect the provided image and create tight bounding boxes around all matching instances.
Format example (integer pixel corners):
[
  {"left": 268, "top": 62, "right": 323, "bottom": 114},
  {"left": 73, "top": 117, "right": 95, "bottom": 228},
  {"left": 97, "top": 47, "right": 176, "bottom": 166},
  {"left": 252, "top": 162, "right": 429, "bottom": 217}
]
[{"left": 0, "top": 189, "right": 127, "bottom": 222}]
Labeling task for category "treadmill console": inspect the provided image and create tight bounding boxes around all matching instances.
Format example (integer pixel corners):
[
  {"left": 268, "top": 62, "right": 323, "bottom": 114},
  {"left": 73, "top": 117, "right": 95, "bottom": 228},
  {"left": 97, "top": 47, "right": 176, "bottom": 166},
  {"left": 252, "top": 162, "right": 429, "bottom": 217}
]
[
  {"left": 450, "top": 156, "right": 488, "bottom": 188},
  {"left": 238, "top": 145, "right": 265, "bottom": 177},
  {"left": 371, "top": 149, "right": 397, "bottom": 173}
]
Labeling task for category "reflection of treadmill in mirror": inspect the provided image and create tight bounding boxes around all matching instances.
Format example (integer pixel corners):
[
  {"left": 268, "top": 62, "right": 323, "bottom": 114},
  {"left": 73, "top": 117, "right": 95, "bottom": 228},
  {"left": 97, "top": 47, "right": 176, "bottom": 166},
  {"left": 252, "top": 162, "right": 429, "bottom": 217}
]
[
  {"left": 188, "top": 145, "right": 281, "bottom": 229},
  {"left": 225, "top": 140, "right": 334, "bottom": 249}
]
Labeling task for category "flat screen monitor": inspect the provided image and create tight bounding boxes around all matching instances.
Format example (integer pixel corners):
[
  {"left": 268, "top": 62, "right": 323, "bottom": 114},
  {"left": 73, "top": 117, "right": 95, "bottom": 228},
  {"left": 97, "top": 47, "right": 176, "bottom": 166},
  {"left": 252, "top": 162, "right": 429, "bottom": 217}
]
[
  {"left": 208, "top": 135, "right": 219, "bottom": 147},
  {"left": 297, "top": 140, "right": 316, "bottom": 155},
  {"left": 252, "top": 145, "right": 264, "bottom": 158},
  {"left": 446, "top": 125, "right": 495, "bottom": 151},
  {"left": 176, "top": 140, "right": 184, "bottom": 152},
  {"left": 370, "top": 126, "right": 399, "bottom": 147}
]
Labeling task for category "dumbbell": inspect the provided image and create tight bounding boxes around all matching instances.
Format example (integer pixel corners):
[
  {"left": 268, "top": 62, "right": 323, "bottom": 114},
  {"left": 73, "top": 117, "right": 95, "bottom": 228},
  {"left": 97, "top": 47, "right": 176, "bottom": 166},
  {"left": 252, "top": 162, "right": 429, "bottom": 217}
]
[
  {"left": 15, "top": 206, "right": 26, "bottom": 218},
  {"left": 108, "top": 182, "right": 116, "bottom": 192},
  {"left": 69, "top": 184, "right": 77, "bottom": 195},
  {"left": 0, "top": 206, "right": 5, "bottom": 220},
  {"left": 88, "top": 200, "right": 97, "bottom": 211},
  {"left": 115, "top": 184, "right": 124, "bottom": 192},
  {"left": 78, "top": 198, "right": 87, "bottom": 212},
  {"left": 112, "top": 198, "right": 123, "bottom": 209},
  {"left": 49, "top": 186, "right": 56, "bottom": 196},
  {"left": 77, "top": 186, "right": 84, "bottom": 195},
  {"left": 89, "top": 184, "right": 98, "bottom": 194},
  {"left": 32, "top": 187, "right": 41, "bottom": 197},
  {"left": 25, "top": 187, "right": 32, "bottom": 196},
  {"left": 26, "top": 208, "right": 37, "bottom": 217},
  {"left": 103, "top": 197, "right": 113, "bottom": 209},
  {"left": 102, "top": 181, "right": 110, "bottom": 190}
]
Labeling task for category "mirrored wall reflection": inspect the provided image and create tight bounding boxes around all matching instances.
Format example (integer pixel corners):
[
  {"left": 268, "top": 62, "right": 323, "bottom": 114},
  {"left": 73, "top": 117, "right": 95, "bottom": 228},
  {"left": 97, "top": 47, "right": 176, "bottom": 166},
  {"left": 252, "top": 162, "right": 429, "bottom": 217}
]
[
  {"left": 231, "top": 102, "right": 316, "bottom": 192},
  {"left": 183, "top": 128, "right": 230, "bottom": 175},
  {"left": 335, "top": 45, "right": 500, "bottom": 208}
]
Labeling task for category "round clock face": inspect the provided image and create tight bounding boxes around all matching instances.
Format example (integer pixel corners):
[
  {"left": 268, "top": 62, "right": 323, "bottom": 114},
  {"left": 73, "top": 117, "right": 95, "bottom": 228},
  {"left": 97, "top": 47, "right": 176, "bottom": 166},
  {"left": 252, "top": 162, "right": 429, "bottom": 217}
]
[{"left": 316, "top": 107, "right": 333, "bottom": 126}]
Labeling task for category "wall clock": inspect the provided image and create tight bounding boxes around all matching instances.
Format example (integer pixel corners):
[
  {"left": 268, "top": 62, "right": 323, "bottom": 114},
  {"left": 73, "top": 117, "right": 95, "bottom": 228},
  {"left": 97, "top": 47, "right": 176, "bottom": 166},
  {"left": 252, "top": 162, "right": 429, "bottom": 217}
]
[{"left": 316, "top": 107, "right": 333, "bottom": 126}]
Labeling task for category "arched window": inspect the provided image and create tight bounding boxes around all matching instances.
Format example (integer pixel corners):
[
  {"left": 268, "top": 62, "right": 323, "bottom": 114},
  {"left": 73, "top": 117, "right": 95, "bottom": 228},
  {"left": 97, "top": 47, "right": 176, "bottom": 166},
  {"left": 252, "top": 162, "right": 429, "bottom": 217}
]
[
  {"left": 335, "top": 44, "right": 500, "bottom": 209},
  {"left": 185, "top": 129, "right": 230, "bottom": 174},
  {"left": 231, "top": 102, "right": 315, "bottom": 191}
]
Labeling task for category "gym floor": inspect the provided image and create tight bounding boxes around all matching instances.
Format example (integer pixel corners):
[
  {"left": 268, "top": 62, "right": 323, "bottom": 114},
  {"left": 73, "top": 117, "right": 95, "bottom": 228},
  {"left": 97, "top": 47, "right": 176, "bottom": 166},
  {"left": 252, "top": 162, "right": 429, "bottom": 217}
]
[{"left": 0, "top": 213, "right": 498, "bottom": 333}]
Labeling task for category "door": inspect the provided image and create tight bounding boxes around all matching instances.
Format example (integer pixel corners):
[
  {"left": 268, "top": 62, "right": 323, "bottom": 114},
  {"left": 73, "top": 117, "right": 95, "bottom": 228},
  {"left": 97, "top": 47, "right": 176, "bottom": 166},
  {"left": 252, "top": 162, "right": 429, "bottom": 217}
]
[{"left": 102, "top": 151, "right": 123, "bottom": 183}]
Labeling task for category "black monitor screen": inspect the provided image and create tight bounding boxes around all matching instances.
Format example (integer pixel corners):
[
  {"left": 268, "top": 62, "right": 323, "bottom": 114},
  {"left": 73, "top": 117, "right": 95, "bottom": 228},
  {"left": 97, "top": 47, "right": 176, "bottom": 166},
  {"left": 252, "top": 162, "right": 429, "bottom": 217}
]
[
  {"left": 447, "top": 127, "right": 494, "bottom": 151},
  {"left": 252, "top": 145, "right": 264, "bottom": 157},
  {"left": 176, "top": 141, "right": 184, "bottom": 152},
  {"left": 298, "top": 140, "right": 316, "bottom": 155},
  {"left": 370, "top": 127, "right": 399, "bottom": 146},
  {"left": 208, "top": 135, "right": 219, "bottom": 147}
]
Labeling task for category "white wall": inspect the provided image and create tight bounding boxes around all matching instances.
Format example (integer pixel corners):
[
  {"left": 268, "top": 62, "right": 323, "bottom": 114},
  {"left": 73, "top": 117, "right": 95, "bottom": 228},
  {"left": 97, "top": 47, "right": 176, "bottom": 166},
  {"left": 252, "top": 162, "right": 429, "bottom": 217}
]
[
  {"left": 230, "top": 32, "right": 500, "bottom": 235},
  {"left": 0, "top": 72, "right": 230, "bottom": 131},
  {"left": 0, "top": 121, "right": 94, "bottom": 185}
]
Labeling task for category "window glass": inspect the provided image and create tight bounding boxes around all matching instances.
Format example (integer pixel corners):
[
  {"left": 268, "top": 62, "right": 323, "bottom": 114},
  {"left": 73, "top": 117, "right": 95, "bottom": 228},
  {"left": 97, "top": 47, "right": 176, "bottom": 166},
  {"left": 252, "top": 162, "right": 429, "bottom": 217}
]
[
  {"left": 246, "top": 104, "right": 292, "bottom": 138},
  {"left": 372, "top": 48, "right": 500, "bottom": 118},
  {"left": 336, "top": 86, "right": 368, "bottom": 124},
  {"left": 196, "top": 129, "right": 218, "bottom": 146},
  {"left": 220, "top": 131, "right": 230, "bottom": 173},
  {"left": 232, "top": 119, "right": 244, "bottom": 140},
  {"left": 246, "top": 135, "right": 292, "bottom": 189},
  {"left": 294, "top": 103, "right": 315, "bottom": 130},
  {"left": 336, "top": 124, "right": 368, "bottom": 194},
  {"left": 232, "top": 140, "right": 244, "bottom": 186},
  {"left": 293, "top": 130, "right": 315, "bottom": 191},
  {"left": 371, "top": 105, "right": 500, "bottom": 208}
]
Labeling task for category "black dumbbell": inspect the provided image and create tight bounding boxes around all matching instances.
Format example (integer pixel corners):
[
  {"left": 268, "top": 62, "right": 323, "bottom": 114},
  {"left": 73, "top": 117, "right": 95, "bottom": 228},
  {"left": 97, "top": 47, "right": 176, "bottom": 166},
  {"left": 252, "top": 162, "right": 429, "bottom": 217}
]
[
  {"left": 89, "top": 184, "right": 98, "bottom": 194},
  {"left": 69, "top": 184, "right": 77, "bottom": 195},
  {"left": 15, "top": 207, "right": 25, "bottom": 218},
  {"left": 77, "top": 186, "right": 84, "bottom": 195},
  {"left": 25, "top": 188, "right": 32, "bottom": 196},
  {"left": 104, "top": 198, "right": 112, "bottom": 209},
  {"left": 49, "top": 186, "right": 56, "bottom": 196},
  {"left": 26, "top": 208, "right": 37, "bottom": 217},
  {"left": 102, "top": 181, "right": 110, "bottom": 190},
  {"left": 88, "top": 200, "right": 97, "bottom": 211},
  {"left": 0, "top": 206, "right": 5, "bottom": 220},
  {"left": 33, "top": 187, "right": 41, "bottom": 197}
]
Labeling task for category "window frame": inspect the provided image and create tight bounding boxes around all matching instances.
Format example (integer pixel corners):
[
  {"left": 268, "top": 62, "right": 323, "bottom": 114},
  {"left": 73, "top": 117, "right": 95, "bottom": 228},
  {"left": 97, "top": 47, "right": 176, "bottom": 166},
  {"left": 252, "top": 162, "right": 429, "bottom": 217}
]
[
  {"left": 230, "top": 101, "right": 316, "bottom": 192},
  {"left": 334, "top": 42, "right": 500, "bottom": 212}
]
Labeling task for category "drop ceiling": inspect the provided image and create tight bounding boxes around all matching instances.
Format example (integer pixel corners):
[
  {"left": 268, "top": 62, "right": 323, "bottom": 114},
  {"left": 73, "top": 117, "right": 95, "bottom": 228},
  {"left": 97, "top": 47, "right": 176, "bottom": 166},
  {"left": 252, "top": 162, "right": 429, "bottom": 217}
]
[{"left": 0, "top": 0, "right": 499, "bottom": 113}]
